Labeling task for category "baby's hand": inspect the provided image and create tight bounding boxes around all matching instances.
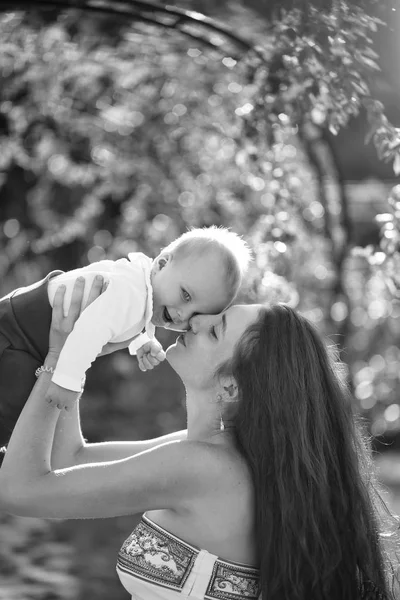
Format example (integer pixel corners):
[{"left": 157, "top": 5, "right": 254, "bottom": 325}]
[
  {"left": 137, "top": 340, "right": 166, "bottom": 372},
  {"left": 45, "top": 381, "right": 78, "bottom": 411}
]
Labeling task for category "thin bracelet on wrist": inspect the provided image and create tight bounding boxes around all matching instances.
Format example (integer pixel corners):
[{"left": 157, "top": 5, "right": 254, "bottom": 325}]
[
  {"left": 36, "top": 363, "right": 86, "bottom": 393},
  {"left": 35, "top": 365, "right": 55, "bottom": 378}
]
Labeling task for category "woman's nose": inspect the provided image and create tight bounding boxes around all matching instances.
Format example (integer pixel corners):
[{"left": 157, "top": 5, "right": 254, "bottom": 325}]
[
  {"left": 188, "top": 314, "right": 214, "bottom": 333},
  {"left": 188, "top": 314, "right": 199, "bottom": 333}
]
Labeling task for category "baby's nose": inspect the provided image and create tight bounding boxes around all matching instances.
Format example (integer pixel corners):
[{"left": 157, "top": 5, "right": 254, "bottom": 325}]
[
  {"left": 176, "top": 306, "right": 195, "bottom": 322},
  {"left": 188, "top": 314, "right": 200, "bottom": 333}
]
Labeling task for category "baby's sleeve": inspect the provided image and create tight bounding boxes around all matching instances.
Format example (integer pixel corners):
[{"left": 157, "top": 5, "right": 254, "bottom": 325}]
[
  {"left": 52, "top": 277, "right": 145, "bottom": 391},
  {"left": 129, "top": 332, "right": 153, "bottom": 355}
]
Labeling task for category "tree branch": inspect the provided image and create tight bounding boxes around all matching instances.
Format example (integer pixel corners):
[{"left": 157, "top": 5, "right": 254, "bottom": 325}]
[{"left": 1, "top": 0, "right": 265, "bottom": 61}]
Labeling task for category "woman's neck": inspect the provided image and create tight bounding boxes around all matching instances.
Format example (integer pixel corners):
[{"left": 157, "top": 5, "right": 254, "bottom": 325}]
[{"left": 185, "top": 388, "right": 234, "bottom": 444}]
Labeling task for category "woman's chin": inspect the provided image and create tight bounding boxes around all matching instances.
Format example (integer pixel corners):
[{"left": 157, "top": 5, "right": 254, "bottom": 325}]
[
  {"left": 165, "top": 342, "right": 177, "bottom": 360},
  {"left": 165, "top": 342, "right": 183, "bottom": 366}
]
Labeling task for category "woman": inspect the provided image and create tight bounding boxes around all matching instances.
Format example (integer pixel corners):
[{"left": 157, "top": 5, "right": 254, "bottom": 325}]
[{"left": 0, "top": 277, "right": 398, "bottom": 600}]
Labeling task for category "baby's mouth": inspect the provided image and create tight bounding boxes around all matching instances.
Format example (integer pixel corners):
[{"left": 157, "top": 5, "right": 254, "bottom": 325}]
[{"left": 163, "top": 307, "right": 173, "bottom": 326}]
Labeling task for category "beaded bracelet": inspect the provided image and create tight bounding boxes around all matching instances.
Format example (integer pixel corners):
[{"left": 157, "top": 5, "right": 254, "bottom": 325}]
[
  {"left": 35, "top": 365, "right": 86, "bottom": 393},
  {"left": 35, "top": 365, "right": 55, "bottom": 378}
]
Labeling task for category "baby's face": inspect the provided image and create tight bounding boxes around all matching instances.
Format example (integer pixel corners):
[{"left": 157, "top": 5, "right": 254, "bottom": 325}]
[{"left": 151, "top": 251, "right": 232, "bottom": 330}]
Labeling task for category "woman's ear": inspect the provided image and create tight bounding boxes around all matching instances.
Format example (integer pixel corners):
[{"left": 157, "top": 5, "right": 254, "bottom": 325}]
[{"left": 220, "top": 377, "right": 239, "bottom": 403}]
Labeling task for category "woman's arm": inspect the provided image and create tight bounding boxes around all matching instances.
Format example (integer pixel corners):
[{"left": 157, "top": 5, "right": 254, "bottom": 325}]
[
  {"left": 46, "top": 276, "right": 186, "bottom": 469},
  {"left": 0, "top": 354, "right": 213, "bottom": 520},
  {"left": 51, "top": 398, "right": 187, "bottom": 469},
  {"left": 0, "top": 278, "right": 211, "bottom": 520}
]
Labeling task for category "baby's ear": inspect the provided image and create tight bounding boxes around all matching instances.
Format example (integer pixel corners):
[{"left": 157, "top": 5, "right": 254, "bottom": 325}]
[{"left": 155, "top": 252, "right": 171, "bottom": 271}]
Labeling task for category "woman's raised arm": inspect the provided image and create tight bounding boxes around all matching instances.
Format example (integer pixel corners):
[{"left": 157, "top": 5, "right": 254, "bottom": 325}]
[
  {"left": 0, "top": 278, "right": 207, "bottom": 520},
  {"left": 2, "top": 417, "right": 216, "bottom": 520},
  {"left": 47, "top": 274, "right": 187, "bottom": 469},
  {"left": 51, "top": 397, "right": 187, "bottom": 469}
]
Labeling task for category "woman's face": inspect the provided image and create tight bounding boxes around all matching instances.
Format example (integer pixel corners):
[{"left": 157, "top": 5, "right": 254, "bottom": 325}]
[{"left": 166, "top": 304, "right": 263, "bottom": 390}]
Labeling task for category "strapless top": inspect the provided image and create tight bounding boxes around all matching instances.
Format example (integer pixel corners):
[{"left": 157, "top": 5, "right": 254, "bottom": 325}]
[{"left": 116, "top": 514, "right": 261, "bottom": 600}]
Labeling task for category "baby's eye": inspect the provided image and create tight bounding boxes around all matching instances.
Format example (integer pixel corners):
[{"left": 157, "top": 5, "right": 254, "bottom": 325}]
[{"left": 182, "top": 289, "right": 191, "bottom": 302}]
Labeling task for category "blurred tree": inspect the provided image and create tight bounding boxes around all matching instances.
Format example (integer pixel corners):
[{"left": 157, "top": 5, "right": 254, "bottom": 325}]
[{"left": 0, "top": 513, "right": 78, "bottom": 600}]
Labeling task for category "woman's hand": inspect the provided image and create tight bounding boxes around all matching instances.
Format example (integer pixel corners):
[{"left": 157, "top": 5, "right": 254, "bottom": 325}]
[
  {"left": 47, "top": 275, "right": 106, "bottom": 359},
  {"left": 45, "top": 275, "right": 106, "bottom": 410}
]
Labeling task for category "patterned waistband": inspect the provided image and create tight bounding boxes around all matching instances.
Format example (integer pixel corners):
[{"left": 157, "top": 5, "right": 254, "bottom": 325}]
[{"left": 117, "top": 515, "right": 260, "bottom": 600}]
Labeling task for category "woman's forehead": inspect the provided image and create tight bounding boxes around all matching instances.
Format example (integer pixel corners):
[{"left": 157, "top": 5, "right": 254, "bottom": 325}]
[
  {"left": 226, "top": 303, "right": 263, "bottom": 315},
  {"left": 223, "top": 304, "right": 262, "bottom": 329}
]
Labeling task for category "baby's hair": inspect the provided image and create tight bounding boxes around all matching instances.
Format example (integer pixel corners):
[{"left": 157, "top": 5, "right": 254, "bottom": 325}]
[{"left": 162, "top": 226, "right": 252, "bottom": 302}]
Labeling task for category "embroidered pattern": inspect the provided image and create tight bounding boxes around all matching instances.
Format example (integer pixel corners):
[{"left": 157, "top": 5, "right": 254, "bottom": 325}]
[
  {"left": 205, "top": 561, "right": 261, "bottom": 600},
  {"left": 117, "top": 516, "right": 261, "bottom": 599},
  {"left": 117, "top": 519, "right": 197, "bottom": 591}
]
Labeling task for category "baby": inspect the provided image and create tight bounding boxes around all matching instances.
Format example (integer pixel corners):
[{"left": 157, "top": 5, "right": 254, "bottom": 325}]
[{"left": 0, "top": 226, "right": 251, "bottom": 447}]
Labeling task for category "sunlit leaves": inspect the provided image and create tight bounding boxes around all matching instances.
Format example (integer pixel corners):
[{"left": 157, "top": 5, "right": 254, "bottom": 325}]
[
  {"left": 245, "top": 4, "right": 397, "bottom": 174},
  {"left": 369, "top": 185, "right": 400, "bottom": 298},
  {"left": 0, "top": 513, "right": 77, "bottom": 600}
]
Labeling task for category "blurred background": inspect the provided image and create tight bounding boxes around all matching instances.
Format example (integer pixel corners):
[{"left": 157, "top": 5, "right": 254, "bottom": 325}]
[{"left": 0, "top": 1, "right": 399, "bottom": 598}]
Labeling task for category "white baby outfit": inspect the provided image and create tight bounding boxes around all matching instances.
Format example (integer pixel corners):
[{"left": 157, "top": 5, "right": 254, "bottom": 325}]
[
  {"left": 116, "top": 514, "right": 261, "bottom": 600},
  {"left": 47, "top": 253, "right": 155, "bottom": 392}
]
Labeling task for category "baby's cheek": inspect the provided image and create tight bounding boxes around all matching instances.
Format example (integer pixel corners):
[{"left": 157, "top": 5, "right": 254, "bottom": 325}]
[{"left": 151, "top": 291, "right": 162, "bottom": 313}]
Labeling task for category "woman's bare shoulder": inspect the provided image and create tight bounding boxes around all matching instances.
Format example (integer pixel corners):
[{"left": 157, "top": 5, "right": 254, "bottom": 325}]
[{"left": 178, "top": 439, "right": 251, "bottom": 491}]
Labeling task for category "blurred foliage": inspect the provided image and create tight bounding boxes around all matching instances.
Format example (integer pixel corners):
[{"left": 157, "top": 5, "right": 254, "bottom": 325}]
[
  {"left": 0, "top": 513, "right": 78, "bottom": 600},
  {"left": 0, "top": 1, "right": 399, "bottom": 599}
]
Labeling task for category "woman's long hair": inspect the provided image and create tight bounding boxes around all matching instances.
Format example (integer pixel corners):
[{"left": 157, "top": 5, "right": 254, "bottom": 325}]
[{"left": 218, "top": 304, "right": 399, "bottom": 600}]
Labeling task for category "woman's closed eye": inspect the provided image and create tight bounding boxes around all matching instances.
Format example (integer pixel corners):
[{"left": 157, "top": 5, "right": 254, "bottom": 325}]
[{"left": 210, "top": 326, "right": 218, "bottom": 340}]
